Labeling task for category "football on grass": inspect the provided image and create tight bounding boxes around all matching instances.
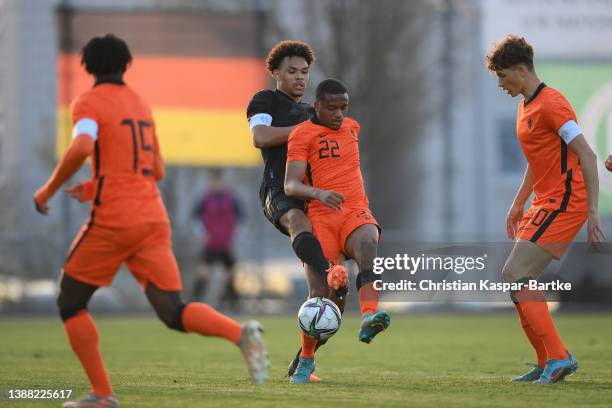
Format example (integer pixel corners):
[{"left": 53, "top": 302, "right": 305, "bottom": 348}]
[{"left": 297, "top": 297, "right": 341, "bottom": 340}]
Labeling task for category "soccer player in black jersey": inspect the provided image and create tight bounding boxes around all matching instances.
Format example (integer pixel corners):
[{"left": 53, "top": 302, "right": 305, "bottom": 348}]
[{"left": 246, "top": 41, "right": 348, "bottom": 381}]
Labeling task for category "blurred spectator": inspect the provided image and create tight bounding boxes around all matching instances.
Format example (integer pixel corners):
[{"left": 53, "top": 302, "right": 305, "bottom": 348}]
[{"left": 192, "top": 169, "right": 242, "bottom": 311}]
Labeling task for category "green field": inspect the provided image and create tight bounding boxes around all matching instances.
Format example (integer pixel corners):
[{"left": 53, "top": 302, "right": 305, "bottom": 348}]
[{"left": 1, "top": 314, "right": 612, "bottom": 407}]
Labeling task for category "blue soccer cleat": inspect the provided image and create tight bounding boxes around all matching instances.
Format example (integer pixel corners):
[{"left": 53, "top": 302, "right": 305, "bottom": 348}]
[
  {"left": 511, "top": 363, "right": 544, "bottom": 382},
  {"left": 289, "top": 356, "right": 316, "bottom": 384},
  {"left": 358, "top": 311, "right": 390, "bottom": 344},
  {"left": 533, "top": 352, "right": 578, "bottom": 384}
]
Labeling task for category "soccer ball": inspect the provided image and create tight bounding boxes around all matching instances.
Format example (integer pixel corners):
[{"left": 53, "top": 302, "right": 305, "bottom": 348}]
[{"left": 297, "top": 297, "right": 341, "bottom": 340}]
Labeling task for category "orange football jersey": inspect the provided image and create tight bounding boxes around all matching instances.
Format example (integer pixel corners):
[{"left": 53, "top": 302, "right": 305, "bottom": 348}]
[
  {"left": 71, "top": 82, "right": 169, "bottom": 227},
  {"left": 517, "top": 84, "right": 587, "bottom": 212},
  {"left": 287, "top": 116, "right": 369, "bottom": 215}
]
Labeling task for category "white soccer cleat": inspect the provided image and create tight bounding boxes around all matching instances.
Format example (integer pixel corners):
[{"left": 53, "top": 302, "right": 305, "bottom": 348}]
[
  {"left": 238, "top": 320, "right": 270, "bottom": 385},
  {"left": 62, "top": 393, "right": 119, "bottom": 407}
]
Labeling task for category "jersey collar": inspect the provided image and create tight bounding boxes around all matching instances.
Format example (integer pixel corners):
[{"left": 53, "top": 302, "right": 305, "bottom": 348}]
[
  {"left": 275, "top": 88, "right": 300, "bottom": 104},
  {"left": 311, "top": 115, "right": 323, "bottom": 126},
  {"left": 94, "top": 78, "right": 126, "bottom": 87},
  {"left": 311, "top": 115, "right": 344, "bottom": 131},
  {"left": 524, "top": 82, "right": 546, "bottom": 107}
]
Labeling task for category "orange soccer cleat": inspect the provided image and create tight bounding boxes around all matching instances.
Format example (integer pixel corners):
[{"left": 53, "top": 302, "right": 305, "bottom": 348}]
[{"left": 327, "top": 264, "right": 349, "bottom": 296}]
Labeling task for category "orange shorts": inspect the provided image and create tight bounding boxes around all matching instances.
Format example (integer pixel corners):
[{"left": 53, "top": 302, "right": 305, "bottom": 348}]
[
  {"left": 309, "top": 206, "right": 379, "bottom": 263},
  {"left": 516, "top": 207, "right": 587, "bottom": 259},
  {"left": 63, "top": 222, "right": 182, "bottom": 291}
]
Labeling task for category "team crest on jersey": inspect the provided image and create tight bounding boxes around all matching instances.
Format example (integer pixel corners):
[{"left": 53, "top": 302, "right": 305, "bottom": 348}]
[{"left": 527, "top": 117, "right": 534, "bottom": 129}]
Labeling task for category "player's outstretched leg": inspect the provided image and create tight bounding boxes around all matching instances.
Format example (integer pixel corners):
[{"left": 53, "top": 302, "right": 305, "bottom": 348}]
[
  {"left": 145, "top": 283, "right": 269, "bottom": 385},
  {"left": 344, "top": 224, "right": 390, "bottom": 343},
  {"left": 57, "top": 275, "right": 119, "bottom": 408}
]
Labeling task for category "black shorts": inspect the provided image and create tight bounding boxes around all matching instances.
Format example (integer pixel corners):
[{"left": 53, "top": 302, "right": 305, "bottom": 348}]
[
  {"left": 202, "top": 248, "right": 235, "bottom": 269},
  {"left": 260, "top": 185, "right": 304, "bottom": 235}
]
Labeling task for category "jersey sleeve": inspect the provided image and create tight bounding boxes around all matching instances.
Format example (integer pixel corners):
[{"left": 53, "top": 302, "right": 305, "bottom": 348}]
[
  {"left": 71, "top": 95, "right": 99, "bottom": 124},
  {"left": 544, "top": 92, "right": 581, "bottom": 144},
  {"left": 287, "top": 125, "right": 314, "bottom": 162},
  {"left": 246, "top": 90, "right": 275, "bottom": 127},
  {"left": 71, "top": 95, "right": 100, "bottom": 140}
]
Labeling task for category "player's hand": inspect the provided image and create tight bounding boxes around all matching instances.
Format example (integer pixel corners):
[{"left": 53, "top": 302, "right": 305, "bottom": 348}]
[
  {"left": 65, "top": 180, "right": 95, "bottom": 202},
  {"left": 605, "top": 155, "right": 612, "bottom": 172},
  {"left": 587, "top": 211, "right": 607, "bottom": 251},
  {"left": 506, "top": 203, "right": 524, "bottom": 239},
  {"left": 315, "top": 189, "right": 345, "bottom": 211},
  {"left": 33, "top": 186, "right": 50, "bottom": 215}
]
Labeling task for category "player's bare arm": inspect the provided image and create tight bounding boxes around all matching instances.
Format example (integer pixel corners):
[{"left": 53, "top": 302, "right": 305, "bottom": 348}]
[
  {"left": 284, "top": 160, "right": 345, "bottom": 211},
  {"left": 507, "top": 164, "right": 533, "bottom": 239},
  {"left": 605, "top": 154, "right": 612, "bottom": 172},
  {"left": 33, "top": 135, "right": 94, "bottom": 214},
  {"left": 65, "top": 181, "right": 95, "bottom": 203},
  {"left": 567, "top": 135, "right": 606, "bottom": 244},
  {"left": 153, "top": 144, "right": 165, "bottom": 181},
  {"left": 251, "top": 124, "right": 296, "bottom": 148}
]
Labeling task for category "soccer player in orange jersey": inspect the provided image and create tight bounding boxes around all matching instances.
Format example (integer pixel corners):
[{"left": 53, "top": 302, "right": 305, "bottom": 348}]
[
  {"left": 247, "top": 41, "right": 348, "bottom": 381},
  {"left": 284, "top": 79, "right": 391, "bottom": 383},
  {"left": 486, "top": 35, "right": 607, "bottom": 384},
  {"left": 33, "top": 35, "right": 268, "bottom": 407}
]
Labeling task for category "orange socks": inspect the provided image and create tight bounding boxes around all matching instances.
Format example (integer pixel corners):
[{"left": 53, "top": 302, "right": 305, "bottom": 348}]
[
  {"left": 181, "top": 303, "right": 242, "bottom": 344},
  {"left": 515, "top": 288, "right": 568, "bottom": 361},
  {"left": 358, "top": 282, "right": 379, "bottom": 316},
  {"left": 514, "top": 303, "right": 547, "bottom": 367},
  {"left": 300, "top": 333, "right": 317, "bottom": 359},
  {"left": 63, "top": 311, "right": 113, "bottom": 397}
]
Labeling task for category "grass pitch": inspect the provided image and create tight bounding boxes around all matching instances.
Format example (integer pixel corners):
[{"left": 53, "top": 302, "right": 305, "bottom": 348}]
[{"left": 1, "top": 313, "right": 612, "bottom": 407}]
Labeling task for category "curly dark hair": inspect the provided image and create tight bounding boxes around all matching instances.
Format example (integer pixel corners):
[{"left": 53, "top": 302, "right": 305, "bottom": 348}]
[
  {"left": 81, "top": 34, "right": 132, "bottom": 75},
  {"left": 266, "top": 40, "right": 315, "bottom": 73},
  {"left": 486, "top": 35, "right": 534, "bottom": 72}
]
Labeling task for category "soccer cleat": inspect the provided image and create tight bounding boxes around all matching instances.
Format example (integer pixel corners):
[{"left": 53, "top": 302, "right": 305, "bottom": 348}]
[
  {"left": 358, "top": 311, "right": 390, "bottom": 344},
  {"left": 62, "top": 393, "right": 119, "bottom": 408},
  {"left": 238, "top": 320, "right": 270, "bottom": 385},
  {"left": 511, "top": 363, "right": 544, "bottom": 382},
  {"left": 327, "top": 264, "right": 349, "bottom": 297},
  {"left": 289, "top": 356, "right": 316, "bottom": 384},
  {"left": 287, "top": 348, "right": 321, "bottom": 382},
  {"left": 533, "top": 352, "right": 578, "bottom": 384}
]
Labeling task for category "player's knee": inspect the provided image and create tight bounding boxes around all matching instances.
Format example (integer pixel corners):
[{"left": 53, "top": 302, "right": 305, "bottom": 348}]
[
  {"left": 361, "top": 238, "right": 377, "bottom": 257},
  {"left": 285, "top": 209, "right": 310, "bottom": 235},
  {"left": 356, "top": 270, "right": 377, "bottom": 291},
  {"left": 158, "top": 303, "right": 187, "bottom": 332},
  {"left": 354, "top": 239, "right": 377, "bottom": 268},
  {"left": 501, "top": 264, "right": 526, "bottom": 283},
  {"left": 56, "top": 293, "right": 88, "bottom": 322}
]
